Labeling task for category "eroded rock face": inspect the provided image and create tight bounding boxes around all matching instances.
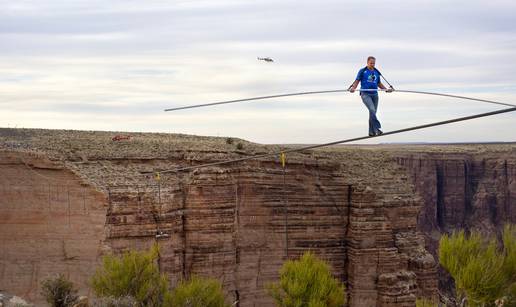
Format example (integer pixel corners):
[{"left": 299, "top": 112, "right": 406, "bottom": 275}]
[
  {"left": 0, "top": 151, "right": 108, "bottom": 304},
  {"left": 395, "top": 149, "right": 516, "bottom": 297},
  {"left": 395, "top": 150, "right": 516, "bottom": 246},
  {"left": 8, "top": 129, "right": 500, "bottom": 306},
  {"left": 103, "top": 160, "right": 437, "bottom": 307}
]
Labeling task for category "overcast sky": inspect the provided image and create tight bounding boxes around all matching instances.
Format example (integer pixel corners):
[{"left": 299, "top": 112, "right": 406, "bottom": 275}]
[{"left": 1, "top": 0, "right": 515, "bottom": 144}]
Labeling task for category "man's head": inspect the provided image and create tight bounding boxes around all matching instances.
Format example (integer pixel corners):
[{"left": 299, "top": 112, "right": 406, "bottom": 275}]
[{"left": 367, "top": 56, "right": 376, "bottom": 69}]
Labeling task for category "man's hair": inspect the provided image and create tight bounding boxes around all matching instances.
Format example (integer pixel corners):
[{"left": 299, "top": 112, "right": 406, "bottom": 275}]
[{"left": 367, "top": 56, "right": 376, "bottom": 62}]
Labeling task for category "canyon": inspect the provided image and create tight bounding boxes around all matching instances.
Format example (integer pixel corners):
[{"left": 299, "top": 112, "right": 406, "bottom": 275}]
[{"left": 0, "top": 128, "right": 514, "bottom": 306}]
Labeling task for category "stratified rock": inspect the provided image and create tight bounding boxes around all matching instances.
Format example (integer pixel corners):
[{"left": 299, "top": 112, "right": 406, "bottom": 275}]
[
  {"left": 395, "top": 147, "right": 516, "bottom": 295},
  {"left": 5, "top": 129, "right": 512, "bottom": 306}
]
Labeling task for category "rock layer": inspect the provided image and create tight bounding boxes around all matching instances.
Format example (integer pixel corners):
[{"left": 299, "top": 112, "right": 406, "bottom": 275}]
[
  {"left": 12, "top": 130, "right": 516, "bottom": 306},
  {"left": 0, "top": 151, "right": 107, "bottom": 302},
  {"left": 394, "top": 148, "right": 516, "bottom": 296}
]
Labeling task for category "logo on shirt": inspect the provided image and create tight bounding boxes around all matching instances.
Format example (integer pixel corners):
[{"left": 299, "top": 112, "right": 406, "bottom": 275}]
[{"left": 367, "top": 73, "right": 377, "bottom": 83}]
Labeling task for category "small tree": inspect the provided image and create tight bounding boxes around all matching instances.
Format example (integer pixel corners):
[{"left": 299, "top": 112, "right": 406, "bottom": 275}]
[
  {"left": 91, "top": 244, "right": 172, "bottom": 306},
  {"left": 439, "top": 224, "right": 516, "bottom": 306},
  {"left": 41, "top": 274, "right": 79, "bottom": 307},
  {"left": 267, "top": 251, "right": 346, "bottom": 307},
  {"left": 170, "top": 275, "right": 229, "bottom": 307}
]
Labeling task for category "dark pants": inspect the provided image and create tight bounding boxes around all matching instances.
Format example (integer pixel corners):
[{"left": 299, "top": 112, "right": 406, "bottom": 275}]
[{"left": 360, "top": 93, "right": 381, "bottom": 135}]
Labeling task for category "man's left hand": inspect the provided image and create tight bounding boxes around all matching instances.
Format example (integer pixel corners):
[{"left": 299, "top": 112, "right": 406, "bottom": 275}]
[{"left": 386, "top": 87, "right": 394, "bottom": 93}]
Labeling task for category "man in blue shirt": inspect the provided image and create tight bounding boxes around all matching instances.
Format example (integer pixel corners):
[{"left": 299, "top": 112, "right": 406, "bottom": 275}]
[{"left": 348, "top": 56, "right": 393, "bottom": 136}]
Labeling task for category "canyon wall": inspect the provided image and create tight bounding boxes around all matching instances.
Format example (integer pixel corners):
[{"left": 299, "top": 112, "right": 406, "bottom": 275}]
[
  {"left": 0, "top": 151, "right": 107, "bottom": 302},
  {"left": 13, "top": 130, "right": 514, "bottom": 306},
  {"left": 395, "top": 150, "right": 516, "bottom": 250},
  {"left": 104, "top": 159, "right": 437, "bottom": 307},
  {"left": 0, "top": 149, "right": 437, "bottom": 306},
  {"left": 394, "top": 149, "right": 516, "bottom": 296}
]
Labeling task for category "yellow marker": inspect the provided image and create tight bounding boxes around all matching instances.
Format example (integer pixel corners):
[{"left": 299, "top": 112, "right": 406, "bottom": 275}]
[
  {"left": 280, "top": 152, "right": 286, "bottom": 168},
  {"left": 155, "top": 172, "right": 161, "bottom": 181}
]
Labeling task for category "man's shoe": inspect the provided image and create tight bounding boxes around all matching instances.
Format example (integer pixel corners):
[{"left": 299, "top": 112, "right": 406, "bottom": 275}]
[
  {"left": 375, "top": 130, "right": 383, "bottom": 136},
  {"left": 369, "top": 133, "right": 375, "bottom": 137}
]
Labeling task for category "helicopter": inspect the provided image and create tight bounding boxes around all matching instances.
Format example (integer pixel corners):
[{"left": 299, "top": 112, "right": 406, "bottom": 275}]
[{"left": 257, "top": 57, "right": 274, "bottom": 62}]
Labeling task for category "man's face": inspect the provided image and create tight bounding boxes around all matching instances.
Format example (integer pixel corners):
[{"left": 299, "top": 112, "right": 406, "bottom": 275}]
[{"left": 367, "top": 59, "right": 376, "bottom": 68}]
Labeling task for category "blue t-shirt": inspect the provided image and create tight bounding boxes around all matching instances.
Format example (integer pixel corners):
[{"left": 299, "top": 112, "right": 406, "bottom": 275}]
[{"left": 356, "top": 67, "right": 381, "bottom": 94}]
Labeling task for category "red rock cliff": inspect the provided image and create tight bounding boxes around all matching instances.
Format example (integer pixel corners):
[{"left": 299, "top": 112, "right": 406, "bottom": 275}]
[
  {"left": 11, "top": 130, "right": 508, "bottom": 306},
  {"left": 394, "top": 146, "right": 516, "bottom": 297}
]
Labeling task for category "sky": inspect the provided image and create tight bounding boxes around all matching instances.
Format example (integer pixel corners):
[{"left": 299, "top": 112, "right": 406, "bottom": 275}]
[{"left": 1, "top": 0, "right": 515, "bottom": 144}]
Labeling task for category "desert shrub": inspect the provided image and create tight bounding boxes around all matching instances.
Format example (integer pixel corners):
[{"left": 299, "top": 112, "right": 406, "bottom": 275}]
[
  {"left": 415, "top": 298, "right": 438, "bottom": 307},
  {"left": 439, "top": 224, "right": 516, "bottom": 306},
  {"left": 91, "top": 244, "right": 172, "bottom": 306},
  {"left": 236, "top": 142, "right": 244, "bottom": 150},
  {"left": 225, "top": 138, "right": 234, "bottom": 145},
  {"left": 170, "top": 275, "right": 228, "bottom": 307},
  {"left": 40, "top": 274, "right": 78, "bottom": 307},
  {"left": 267, "top": 251, "right": 346, "bottom": 307}
]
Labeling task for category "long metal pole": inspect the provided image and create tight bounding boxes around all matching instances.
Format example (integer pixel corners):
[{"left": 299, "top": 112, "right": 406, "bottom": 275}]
[{"left": 163, "top": 89, "right": 515, "bottom": 111}]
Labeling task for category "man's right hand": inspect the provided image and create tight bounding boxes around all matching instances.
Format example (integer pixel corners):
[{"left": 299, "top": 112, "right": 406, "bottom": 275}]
[{"left": 349, "top": 87, "right": 355, "bottom": 93}]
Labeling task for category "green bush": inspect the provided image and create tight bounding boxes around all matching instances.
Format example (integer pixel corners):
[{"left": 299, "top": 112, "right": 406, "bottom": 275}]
[
  {"left": 40, "top": 274, "right": 79, "bottom": 307},
  {"left": 170, "top": 275, "right": 229, "bottom": 307},
  {"left": 415, "top": 298, "right": 438, "bottom": 307},
  {"left": 267, "top": 251, "right": 346, "bottom": 307},
  {"left": 91, "top": 244, "right": 172, "bottom": 306},
  {"left": 439, "top": 224, "right": 516, "bottom": 306}
]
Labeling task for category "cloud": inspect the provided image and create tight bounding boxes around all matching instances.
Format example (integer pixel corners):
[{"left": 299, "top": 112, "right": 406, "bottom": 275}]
[{"left": 0, "top": 0, "right": 514, "bottom": 143}]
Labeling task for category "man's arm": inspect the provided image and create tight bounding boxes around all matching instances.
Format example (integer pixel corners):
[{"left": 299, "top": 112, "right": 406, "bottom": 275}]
[
  {"left": 378, "top": 82, "right": 393, "bottom": 92},
  {"left": 349, "top": 68, "right": 365, "bottom": 93},
  {"left": 348, "top": 80, "right": 360, "bottom": 93}
]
